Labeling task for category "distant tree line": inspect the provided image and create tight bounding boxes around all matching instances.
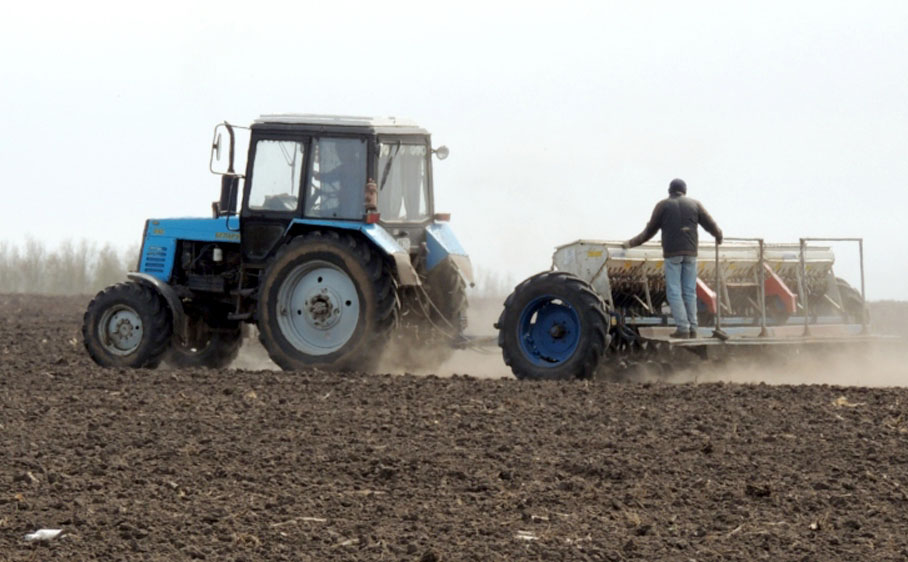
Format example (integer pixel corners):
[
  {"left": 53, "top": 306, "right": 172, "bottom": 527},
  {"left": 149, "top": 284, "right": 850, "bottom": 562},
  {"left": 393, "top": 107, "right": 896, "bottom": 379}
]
[{"left": 0, "top": 238, "right": 137, "bottom": 295}]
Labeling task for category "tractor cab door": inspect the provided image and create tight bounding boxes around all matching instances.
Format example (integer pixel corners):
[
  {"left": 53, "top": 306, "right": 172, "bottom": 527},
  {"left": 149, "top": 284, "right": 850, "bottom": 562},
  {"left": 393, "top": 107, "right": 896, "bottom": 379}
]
[
  {"left": 241, "top": 134, "right": 309, "bottom": 263},
  {"left": 301, "top": 136, "right": 370, "bottom": 220},
  {"left": 241, "top": 133, "right": 371, "bottom": 263}
]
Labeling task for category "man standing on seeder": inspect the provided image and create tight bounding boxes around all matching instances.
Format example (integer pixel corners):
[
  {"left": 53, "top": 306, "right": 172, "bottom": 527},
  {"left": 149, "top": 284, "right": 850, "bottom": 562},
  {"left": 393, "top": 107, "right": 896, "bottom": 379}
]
[{"left": 623, "top": 178, "right": 723, "bottom": 339}]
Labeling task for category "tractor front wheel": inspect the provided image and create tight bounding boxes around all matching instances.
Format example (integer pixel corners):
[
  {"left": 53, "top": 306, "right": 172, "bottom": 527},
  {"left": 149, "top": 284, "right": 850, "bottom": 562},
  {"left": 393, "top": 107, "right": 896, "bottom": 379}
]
[
  {"left": 82, "top": 282, "right": 173, "bottom": 368},
  {"left": 497, "top": 271, "right": 610, "bottom": 380}
]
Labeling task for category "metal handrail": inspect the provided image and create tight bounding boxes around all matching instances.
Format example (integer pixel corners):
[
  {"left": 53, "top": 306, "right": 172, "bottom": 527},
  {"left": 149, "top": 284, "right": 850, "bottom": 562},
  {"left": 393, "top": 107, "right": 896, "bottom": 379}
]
[
  {"left": 799, "top": 237, "right": 866, "bottom": 335},
  {"left": 712, "top": 237, "right": 866, "bottom": 339},
  {"left": 713, "top": 237, "right": 767, "bottom": 337}
]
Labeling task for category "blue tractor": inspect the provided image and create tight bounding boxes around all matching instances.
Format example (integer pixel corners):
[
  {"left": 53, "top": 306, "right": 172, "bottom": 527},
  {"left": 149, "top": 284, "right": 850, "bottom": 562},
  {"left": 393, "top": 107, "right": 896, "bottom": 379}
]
[{"left": 83, "top": 114, "right": 472, "bottom": 370}]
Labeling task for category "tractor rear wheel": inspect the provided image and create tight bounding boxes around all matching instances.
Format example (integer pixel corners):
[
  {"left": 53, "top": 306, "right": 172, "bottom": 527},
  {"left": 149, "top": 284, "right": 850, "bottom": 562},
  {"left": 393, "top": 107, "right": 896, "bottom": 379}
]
[
  {"left": 394, "top": 259, "right": 468, "bottom": 370},
  {"left": 257, "top": 231, "right": 398, "bottom": 371},
  {"left": 425, "top": 258, "right": 468, "bottom": 340},
  {"left": 82, "top": 281, "right": 172, "bottom": 368},
  {"left": 497, "top": 271, "right": 610, "bottom": 380}
]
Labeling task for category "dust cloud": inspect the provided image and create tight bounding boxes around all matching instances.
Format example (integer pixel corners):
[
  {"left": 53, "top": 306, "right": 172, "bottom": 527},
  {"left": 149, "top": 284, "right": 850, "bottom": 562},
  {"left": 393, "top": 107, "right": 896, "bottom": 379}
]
[
  {"left": 229, "top": 331, "right": 279, "bottom": 371},
  {"left": 375, "top": 296, "right": 511, "bottom": 379},
  {"left": 656, "top": 344, "right": 908, "bottom": 387},
  {"left": 233, "top": 335, "right": 906, "bottom": 386},
  {"left": 378, "top": 343, "right": 512, "bottom": 379},
  {"left": 231, "top": 336, "right": 512, "bottom": 379},
  {"left": 228, "top": 296, "right": 513, "bottom": 378},
  {"left": 230, "top": 298, "right": 907, "bottom": 387}
]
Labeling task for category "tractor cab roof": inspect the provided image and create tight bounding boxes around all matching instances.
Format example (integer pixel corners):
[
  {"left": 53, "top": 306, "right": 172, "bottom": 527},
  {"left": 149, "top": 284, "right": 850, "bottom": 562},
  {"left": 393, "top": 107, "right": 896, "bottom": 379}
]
[{"left": 253, "top": 114, "right": 429, "bottom": 136}]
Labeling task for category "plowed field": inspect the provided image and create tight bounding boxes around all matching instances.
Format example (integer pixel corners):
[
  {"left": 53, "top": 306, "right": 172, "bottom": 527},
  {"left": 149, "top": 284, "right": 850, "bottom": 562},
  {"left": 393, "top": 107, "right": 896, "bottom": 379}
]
[{"left": 2, "top": 294, "right": 908, "bottom": 561}]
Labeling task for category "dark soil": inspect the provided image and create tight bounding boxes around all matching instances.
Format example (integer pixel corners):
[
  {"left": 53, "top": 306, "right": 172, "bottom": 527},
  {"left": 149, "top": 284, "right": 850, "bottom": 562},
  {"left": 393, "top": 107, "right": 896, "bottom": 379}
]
[{"left": 2, "top": 294, "right": 908, "bottom": 561}]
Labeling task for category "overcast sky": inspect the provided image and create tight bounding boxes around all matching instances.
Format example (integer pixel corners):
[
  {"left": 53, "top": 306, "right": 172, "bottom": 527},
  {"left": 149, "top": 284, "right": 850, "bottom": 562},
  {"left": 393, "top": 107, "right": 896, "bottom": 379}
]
[{"left": 2, "top": 1, "right": 906, "bottom": 298}]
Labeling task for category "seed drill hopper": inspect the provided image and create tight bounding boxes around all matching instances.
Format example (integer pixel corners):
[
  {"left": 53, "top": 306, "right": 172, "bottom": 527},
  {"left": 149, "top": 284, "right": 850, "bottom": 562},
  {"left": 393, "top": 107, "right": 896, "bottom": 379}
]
[{"left": 497, "top": 237, "right": 881, "bottom": 380}]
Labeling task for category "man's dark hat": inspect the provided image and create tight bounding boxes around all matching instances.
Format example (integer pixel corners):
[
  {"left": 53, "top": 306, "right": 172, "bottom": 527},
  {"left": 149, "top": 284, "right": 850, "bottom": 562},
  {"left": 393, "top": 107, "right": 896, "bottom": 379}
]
[{"left": 669, "top": 178, "right": 687, "bottom": 194}]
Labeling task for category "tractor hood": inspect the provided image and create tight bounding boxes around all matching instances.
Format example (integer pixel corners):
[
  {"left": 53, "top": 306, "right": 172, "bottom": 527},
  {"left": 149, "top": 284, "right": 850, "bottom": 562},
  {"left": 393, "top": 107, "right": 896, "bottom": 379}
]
[
  {"left": 138, "top": 217, "right": 241, "bottom": 282},
  {"left": 143, "top": 217, "right": 241, "bottom": 243}
]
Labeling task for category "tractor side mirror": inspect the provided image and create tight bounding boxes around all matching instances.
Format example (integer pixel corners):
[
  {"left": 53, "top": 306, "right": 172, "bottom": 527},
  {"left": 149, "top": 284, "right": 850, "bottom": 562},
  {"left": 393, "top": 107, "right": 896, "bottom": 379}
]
[
  {"left": 215, "top": 175, "right": 239, "bottom": 217},
  {"left": 209, "top": 122, "right": 249, "bottom": 175},
  {"left": 210, "top": 123, "right": 233, "bottom": 174},
  {"left": 433, "top": 145, "right": 450, "bottom": 160}
]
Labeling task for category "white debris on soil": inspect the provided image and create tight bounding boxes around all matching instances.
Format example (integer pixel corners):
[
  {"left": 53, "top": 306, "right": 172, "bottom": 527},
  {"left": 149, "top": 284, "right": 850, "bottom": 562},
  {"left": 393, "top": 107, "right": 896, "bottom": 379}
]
[{"left": 24, "top": 528, "right": 63, "bottom": 542}]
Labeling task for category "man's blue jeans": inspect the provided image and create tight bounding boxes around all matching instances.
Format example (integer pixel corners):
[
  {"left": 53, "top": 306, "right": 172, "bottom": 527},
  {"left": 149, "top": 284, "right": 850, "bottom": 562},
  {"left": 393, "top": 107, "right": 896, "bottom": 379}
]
[{"left": 664, "top": 256, "right": 698, "bottom": 332}]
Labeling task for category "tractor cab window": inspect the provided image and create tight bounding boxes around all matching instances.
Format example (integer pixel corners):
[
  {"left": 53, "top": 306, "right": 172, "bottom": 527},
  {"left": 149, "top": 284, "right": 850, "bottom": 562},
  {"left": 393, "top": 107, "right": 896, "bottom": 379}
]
[
  {"left": 376, "top": 142, "right": 429, "bottom": 222},
  {"left": 247, "top": 140, "right": 304, "bottom": 212},
  {"left": 305, "top": 137, "right": 367, "bottom": 220}
]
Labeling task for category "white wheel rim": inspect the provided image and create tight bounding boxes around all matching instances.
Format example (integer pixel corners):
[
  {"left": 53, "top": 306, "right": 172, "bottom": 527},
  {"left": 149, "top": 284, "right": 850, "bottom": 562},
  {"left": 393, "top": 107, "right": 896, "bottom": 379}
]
[
  {"left": 99, "top": 305, "right": 143, "bottom": 356},
  {"left": 276, "top": 260, "right": 361, "bottom": 356}
]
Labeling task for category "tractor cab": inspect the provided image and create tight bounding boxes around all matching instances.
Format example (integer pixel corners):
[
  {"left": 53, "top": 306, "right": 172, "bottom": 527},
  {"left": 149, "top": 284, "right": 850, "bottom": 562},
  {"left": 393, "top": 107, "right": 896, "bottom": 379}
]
[{"left": 210, "top": 115, "right": 451, "bottom": 266}]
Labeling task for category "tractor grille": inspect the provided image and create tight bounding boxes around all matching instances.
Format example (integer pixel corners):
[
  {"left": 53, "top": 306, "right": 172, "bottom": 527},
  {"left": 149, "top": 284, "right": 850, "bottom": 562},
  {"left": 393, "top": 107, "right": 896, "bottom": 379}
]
[{"left": 141, "top": 244, "right": 170, "bottom": 275}]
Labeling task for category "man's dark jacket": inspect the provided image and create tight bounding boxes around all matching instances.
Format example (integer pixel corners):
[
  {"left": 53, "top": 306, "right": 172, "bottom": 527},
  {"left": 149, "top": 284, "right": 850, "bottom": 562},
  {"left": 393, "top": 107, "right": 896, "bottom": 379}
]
[{"left": 627, "top": 193, "right": 722, "bottom": 257}]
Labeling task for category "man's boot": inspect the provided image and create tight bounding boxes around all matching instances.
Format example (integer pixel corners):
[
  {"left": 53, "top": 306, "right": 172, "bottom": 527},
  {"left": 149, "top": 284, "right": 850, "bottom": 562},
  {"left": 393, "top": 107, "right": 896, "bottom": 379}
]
[
  {"left": 669, "top": 328, "right": 689, "bottom": 339},
  {"left": 689, "top": 328, "right": 699, "bottom": 339}
]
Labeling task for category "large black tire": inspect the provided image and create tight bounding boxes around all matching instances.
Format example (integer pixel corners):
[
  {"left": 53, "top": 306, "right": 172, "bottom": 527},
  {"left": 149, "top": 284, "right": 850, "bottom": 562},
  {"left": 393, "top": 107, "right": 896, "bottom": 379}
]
[
  {"left": 82, "top": 282, "right": 173, "bottom": 368},
  {"left": 257, "top": 231, "right": 398, "bottom": 371},
  {"left": 164, "top": 319, "right": 245, "bottom": 369},
  {"left": 393, "top": 259, "right": 468, "bottom": 370},
  {"left": 497, "top": 271, "right": 609, "bottom": 380}
]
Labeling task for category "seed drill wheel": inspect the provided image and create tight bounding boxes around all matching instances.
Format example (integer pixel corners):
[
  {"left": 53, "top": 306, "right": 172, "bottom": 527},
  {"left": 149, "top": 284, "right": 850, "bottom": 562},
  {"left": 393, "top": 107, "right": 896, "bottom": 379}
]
[
  {"left": 82, "top": 281, "right": 173, "bottom": 368},
  {"left": 257, "top": 231, "right": 398, "bottom": 371},
  {"left": 497, "top": 271, "right": 610, "bottom": 380},
  {"left": 164, "top": 317, "right": 245, "bottom": 369}
]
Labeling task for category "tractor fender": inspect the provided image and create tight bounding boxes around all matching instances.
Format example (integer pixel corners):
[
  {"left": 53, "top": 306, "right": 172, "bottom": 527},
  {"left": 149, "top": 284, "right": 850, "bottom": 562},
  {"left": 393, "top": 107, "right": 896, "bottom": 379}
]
[
  {"left": 426, "top": 222, "right": 473, "bottom": 285},
  {"left": 285, "top": 219, "right": 420, "bottom": 286},
  {"left": 358, "top": 223, "right": 420, "bottom": 286},
  {"left": 127, "top": 272, "right": 187, "bottom": 342}
]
